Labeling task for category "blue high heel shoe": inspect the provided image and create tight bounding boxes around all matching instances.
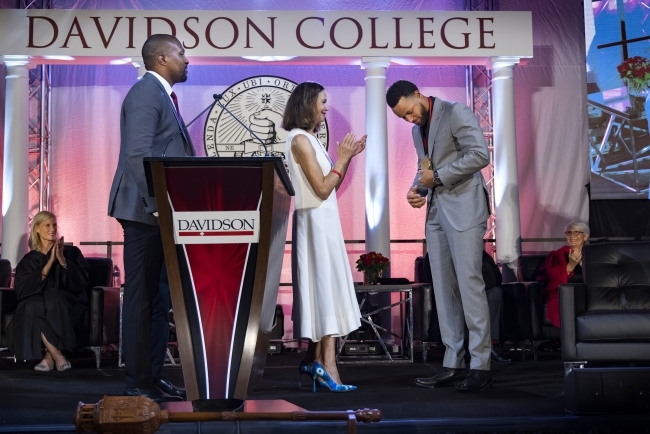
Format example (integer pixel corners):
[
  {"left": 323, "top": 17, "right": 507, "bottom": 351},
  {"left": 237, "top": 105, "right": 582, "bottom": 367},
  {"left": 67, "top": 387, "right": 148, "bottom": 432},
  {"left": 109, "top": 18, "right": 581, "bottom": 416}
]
[
  {"left": 312, "top": 361, "right": 357, "bottom": 393},
  {"left": 299, "top": 360, "right": 328, "bottom": 390},
  {"left": 298, "top": 360, "right": 315, "bottom": 388}
]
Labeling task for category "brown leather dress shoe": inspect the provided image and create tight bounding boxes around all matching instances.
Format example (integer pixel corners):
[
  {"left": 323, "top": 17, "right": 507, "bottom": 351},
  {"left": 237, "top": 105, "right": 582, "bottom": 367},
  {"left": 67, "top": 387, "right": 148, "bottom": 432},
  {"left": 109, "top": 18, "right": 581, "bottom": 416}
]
[
  {"left": 455, "top": 369, "right": 492, "bottom": 392},
  {"left": 415, "top": 367, "right": 468, "bottom": 388}
]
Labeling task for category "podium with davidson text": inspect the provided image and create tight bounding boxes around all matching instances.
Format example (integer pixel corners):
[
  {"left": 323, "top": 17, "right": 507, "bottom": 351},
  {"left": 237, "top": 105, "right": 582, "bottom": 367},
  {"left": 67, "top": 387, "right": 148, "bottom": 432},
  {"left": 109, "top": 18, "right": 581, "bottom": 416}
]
[{"left": 144, "top": 157, "right": 293, "bottom": 401}]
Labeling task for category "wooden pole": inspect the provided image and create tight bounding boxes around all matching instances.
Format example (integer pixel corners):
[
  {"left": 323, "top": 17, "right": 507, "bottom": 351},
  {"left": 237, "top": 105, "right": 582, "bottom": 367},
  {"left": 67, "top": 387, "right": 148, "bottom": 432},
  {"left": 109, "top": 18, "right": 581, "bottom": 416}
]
[{"left": 74, "top": 396, "right": 381, "bottom": 434}]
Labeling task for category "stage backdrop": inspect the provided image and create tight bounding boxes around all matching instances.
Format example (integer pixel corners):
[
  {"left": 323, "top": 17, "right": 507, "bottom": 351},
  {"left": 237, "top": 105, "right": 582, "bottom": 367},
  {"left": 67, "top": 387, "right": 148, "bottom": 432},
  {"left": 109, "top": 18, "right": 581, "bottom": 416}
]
[{"left": 0, "top": 0, "right": 589, "bottom": 340}]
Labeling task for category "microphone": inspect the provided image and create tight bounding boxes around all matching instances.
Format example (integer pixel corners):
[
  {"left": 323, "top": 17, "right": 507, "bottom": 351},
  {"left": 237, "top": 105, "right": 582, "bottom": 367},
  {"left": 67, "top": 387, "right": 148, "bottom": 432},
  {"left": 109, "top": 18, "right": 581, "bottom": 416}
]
[
  {"left": 213, "top": 93, "right": 270, "bottom": 156},
  {"left": 161, "top": 95, "right": 218, "bottom": 157}
]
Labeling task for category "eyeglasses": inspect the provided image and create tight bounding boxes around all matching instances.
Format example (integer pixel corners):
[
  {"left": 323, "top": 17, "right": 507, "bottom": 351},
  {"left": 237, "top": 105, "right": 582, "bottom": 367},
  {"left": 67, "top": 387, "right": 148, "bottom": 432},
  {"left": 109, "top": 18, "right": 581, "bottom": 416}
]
[{"left": 565, "top": 231, "right": 584, "bottom": 237}]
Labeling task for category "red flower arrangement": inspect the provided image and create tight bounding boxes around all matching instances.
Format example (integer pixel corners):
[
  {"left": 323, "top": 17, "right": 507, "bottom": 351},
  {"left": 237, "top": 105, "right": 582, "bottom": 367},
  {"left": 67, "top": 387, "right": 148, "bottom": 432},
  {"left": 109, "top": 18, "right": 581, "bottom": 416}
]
[
  {"left": 356, "top": 251, "right": 390, "bottom": 284},
  {"left": 617, "top": 56, "right": 650, "bottom": 94}
]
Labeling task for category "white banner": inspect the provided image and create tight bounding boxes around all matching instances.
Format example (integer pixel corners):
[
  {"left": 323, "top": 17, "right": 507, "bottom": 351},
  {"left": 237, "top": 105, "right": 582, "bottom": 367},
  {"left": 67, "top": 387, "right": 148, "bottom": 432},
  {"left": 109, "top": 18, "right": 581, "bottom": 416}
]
[
  {"left": 173, "top": 211, "right": 260, "bottom": 244},
  {"left": 0, "top": 9, "right": 532, "bottom": 62}
]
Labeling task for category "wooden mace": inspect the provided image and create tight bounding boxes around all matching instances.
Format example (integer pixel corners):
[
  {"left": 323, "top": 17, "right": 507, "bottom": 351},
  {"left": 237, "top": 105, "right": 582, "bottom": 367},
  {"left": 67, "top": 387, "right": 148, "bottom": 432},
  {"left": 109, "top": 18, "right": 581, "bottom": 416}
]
[{"left": 74, "top": 396, "right": 382, "bottom": 434}]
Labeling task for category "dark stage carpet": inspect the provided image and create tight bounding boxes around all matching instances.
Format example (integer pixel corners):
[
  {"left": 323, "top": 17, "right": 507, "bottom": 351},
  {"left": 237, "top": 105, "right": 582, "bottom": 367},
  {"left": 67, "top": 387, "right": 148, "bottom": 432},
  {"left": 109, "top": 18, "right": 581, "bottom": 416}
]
[{"left": 0, "top": 346, "right": 648, "bottom": 433}]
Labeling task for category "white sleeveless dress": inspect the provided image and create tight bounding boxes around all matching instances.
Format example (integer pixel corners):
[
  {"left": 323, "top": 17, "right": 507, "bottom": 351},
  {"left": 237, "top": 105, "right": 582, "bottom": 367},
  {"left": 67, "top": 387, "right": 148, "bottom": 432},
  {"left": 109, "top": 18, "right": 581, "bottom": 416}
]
[{"left": 286, "top": 128, "right": 361, "bottom": 342}]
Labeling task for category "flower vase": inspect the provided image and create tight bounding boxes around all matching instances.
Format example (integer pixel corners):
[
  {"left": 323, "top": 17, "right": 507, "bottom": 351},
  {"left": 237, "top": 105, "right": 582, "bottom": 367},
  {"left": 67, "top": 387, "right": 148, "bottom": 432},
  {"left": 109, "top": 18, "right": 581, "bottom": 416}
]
[
  {"left": 628, "top": 89, "right": 648, "bottom": 114},
  {"left": 363, "top": 270, "right": 382, "bottom": 285}
]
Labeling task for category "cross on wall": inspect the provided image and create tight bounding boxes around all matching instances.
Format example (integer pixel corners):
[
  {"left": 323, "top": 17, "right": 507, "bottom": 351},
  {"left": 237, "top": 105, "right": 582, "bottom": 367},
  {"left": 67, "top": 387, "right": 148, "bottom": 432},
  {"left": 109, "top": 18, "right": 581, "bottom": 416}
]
[{"left": 596, "top": 0, "right": 650, "bottom": 61}]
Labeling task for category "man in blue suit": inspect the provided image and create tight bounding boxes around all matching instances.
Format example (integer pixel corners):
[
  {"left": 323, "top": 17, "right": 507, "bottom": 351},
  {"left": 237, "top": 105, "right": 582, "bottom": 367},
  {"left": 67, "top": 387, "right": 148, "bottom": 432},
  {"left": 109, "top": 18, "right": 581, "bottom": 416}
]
[
  {"left": 108, "top": 34, "right": 195, "bottom": 402},
  {"left": 387, "top": 80, "right": 492, "bottom": 392}
]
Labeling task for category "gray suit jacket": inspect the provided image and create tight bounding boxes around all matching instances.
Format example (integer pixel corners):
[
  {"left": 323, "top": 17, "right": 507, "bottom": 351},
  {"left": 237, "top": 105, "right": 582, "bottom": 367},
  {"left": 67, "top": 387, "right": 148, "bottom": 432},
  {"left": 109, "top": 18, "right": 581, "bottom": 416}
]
[
  {"left": 107, "top": 72, "right": 195, "bottom": 226},
  {"left": 412, "top": 97, "right": 490, "bottom": 232}
]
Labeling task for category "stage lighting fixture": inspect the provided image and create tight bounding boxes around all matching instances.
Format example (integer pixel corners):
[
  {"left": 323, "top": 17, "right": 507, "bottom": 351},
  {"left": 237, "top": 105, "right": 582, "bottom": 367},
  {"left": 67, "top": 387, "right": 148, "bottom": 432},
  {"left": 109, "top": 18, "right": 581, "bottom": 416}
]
[
  {"left": 241, "top": 56, "right": 296, "bottom": 62},
  {"left": 43, "top": 55, "right": 75, "bottom": 61},
  {"left": 110, "top": 58, "right": 132, "bottom": 65}
]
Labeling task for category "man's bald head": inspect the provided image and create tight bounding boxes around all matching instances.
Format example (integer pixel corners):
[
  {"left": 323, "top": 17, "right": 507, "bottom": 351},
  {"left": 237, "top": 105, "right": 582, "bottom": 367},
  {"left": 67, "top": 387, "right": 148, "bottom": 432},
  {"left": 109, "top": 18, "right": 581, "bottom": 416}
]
[
  {"left": 141, "top": 34, "right": 189, "bottom": 85},
  {"left": 142, "top": 34, "right": 180, "bottom": 71}
]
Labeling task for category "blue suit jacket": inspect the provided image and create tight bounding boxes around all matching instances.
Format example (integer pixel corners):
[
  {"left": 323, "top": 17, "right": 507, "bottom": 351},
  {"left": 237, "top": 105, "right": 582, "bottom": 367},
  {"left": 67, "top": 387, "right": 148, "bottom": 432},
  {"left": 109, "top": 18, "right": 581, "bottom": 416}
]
[{"left": 107, "top": 72, "right": 195, "bottom": 226}]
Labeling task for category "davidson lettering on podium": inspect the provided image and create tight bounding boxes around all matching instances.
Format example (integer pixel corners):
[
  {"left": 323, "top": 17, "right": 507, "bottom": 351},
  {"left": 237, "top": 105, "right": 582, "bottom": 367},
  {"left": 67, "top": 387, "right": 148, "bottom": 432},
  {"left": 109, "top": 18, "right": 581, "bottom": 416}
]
[{"left": 173, "top": 211, "right": 260, "bottom": 244}]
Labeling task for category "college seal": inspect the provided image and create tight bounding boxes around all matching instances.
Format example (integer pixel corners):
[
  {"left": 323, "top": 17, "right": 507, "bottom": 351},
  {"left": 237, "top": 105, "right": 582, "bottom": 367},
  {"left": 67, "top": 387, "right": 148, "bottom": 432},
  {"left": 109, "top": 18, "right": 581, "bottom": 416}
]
[{"left": 204, "top": 76, "right": 329, "bottom": 157}]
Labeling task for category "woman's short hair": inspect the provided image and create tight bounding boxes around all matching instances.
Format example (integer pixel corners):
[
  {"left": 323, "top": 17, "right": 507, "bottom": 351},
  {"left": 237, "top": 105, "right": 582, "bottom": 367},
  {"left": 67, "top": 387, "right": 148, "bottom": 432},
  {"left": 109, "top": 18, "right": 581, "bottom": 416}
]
[
  {"left": 282, "top": 81, "right": 324, "bottom": 132},
  {"left": 29, "top": 210, "right": 56, "bottom": 251},
  {"left": 565, "top": 220, "right": 590, "bottom": 236}
]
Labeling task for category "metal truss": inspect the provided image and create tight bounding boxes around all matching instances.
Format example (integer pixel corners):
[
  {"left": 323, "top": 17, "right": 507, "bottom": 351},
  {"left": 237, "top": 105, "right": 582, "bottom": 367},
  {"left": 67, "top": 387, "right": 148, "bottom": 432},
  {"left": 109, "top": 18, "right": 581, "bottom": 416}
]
[
  {"left": 25, "top": 0, "right": 52, "bottom": 217},
  {"left": 466, "top": 0, "right": 494, "bottom": 12},
  {"left": 466, "top": 0, "right": 496, "bottom": 245}
]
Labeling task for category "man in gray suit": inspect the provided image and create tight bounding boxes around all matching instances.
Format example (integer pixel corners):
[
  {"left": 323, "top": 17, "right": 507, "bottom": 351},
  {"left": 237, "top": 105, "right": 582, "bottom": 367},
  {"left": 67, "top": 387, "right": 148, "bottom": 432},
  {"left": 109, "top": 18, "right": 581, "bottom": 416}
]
[
  {"left": 386, "top": 80, "right": 492, "bottom": 391},
  {"left": 108, "top": 34, "right": 195, "bottom": 402}
]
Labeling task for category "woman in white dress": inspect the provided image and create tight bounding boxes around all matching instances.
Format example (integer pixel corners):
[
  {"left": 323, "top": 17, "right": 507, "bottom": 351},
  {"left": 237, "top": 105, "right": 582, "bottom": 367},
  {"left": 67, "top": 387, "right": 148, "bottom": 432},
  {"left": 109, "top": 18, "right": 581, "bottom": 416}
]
[{"left": 283, "top": 81, "right": 366, "bottom": 392}]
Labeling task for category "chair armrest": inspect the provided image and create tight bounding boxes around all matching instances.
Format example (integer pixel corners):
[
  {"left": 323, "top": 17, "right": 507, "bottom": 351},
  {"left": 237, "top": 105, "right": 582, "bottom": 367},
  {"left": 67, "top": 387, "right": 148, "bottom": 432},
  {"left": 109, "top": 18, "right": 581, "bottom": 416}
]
[
  {"left": 88, "top": 287, "right": 104, "bottom": 346},
  {"left": 523, "top": 281, "right": 545, "bottom": 340},
  {"left": 100, "top": 286, "right": 121, "bottom": 346},
  {"left": 412, "top": 283, "right": 433, "bottom": 342},
  {"left": 88, "top": 286, "right": 121, "bottom": 346},
  {"left": 559, "top": 282, "right": 586, "bottom": 361},
  {"left": 500, "top": 282, "right": 531, "bottom": 341},
  {"left": 0, "top": 287, "right": 18, "bottom": 316}
]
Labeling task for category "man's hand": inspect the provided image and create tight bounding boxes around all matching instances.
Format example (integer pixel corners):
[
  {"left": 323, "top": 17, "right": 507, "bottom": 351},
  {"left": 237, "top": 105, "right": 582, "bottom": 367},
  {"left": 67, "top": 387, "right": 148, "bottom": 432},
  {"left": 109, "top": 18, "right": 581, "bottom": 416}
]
[
  {"left": 407, "top": 187, "right": 427, "bottom": 208},
  {"left": 418, "top": 169, "right": 434, "bottom": 189},
  {"left": 249, "top": 109, "right": 286, "bottom": 145}
]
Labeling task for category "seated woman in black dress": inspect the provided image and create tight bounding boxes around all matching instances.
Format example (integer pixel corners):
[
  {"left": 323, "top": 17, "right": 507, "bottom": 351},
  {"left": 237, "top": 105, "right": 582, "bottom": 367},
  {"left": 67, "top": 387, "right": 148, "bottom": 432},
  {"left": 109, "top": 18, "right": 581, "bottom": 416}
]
[{"left": 10, "top": 211, "right": 90, "bottom": 371}]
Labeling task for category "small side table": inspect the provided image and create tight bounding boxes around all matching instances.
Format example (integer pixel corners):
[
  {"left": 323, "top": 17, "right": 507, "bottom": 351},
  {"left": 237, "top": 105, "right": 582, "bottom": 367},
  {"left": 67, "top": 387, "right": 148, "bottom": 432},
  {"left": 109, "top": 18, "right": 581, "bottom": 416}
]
[{"left": 336, "top": 284, "right": 419, "bottom": 364}]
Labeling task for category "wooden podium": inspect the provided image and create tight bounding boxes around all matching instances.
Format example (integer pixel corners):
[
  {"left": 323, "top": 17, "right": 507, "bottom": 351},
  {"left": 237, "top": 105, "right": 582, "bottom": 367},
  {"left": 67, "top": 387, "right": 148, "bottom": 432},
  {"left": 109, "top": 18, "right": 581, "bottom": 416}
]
[{"left": 144, "top": 157, "right": 293, "bottom": 401}]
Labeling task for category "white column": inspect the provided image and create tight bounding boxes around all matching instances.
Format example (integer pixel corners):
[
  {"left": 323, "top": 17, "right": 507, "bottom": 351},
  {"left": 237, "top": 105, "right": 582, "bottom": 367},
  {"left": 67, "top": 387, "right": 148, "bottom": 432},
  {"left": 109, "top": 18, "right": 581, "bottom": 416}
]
[
  {"left": 489, "top": 56, "right": 522, "bottom": 267},
  {"left": 361, "top": 57, "right": 391, "bottom": 271},
  {"left": 2, "top": 56, "right": 31, "bottom": 267}
]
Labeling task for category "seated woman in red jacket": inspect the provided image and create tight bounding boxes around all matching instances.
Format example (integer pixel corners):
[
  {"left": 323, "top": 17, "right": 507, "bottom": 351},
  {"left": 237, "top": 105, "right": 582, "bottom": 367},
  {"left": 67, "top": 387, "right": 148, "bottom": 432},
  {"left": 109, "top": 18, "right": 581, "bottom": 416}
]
[
  {"left": 537, "top": 221, "right": 590, "bottom": 328},
  {"left": 9, "top": 211, "right": 89, "bottom": 371}
]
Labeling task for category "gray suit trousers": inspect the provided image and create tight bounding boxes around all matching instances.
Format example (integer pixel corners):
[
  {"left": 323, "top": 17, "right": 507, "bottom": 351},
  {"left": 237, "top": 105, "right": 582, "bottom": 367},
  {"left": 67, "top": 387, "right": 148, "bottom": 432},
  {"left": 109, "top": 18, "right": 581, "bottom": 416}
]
[{"left": 426, "top": 200, "right": 491, "bottom": 370}]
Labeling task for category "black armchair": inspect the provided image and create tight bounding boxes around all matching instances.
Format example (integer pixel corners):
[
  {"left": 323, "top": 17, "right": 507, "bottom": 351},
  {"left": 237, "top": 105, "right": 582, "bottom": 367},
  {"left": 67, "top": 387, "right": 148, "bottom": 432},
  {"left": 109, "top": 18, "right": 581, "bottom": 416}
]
[
  {"left": 503, "top": 254, "right": 559, "bottom": 360},
  {"left": 78, "top": 257, "right": 121, "bottom": 368},
  {"left": 0, "top": 257, "right": 120, "bottom": 367},
  {"left": 0, "top": 259, "right": 16, "bottom": 350},
  {"left": 520, "top": 254, "right": 561, "bottom": 360},
  {"left": 560, "top": 241, "right": 650, "bottom": 374}
]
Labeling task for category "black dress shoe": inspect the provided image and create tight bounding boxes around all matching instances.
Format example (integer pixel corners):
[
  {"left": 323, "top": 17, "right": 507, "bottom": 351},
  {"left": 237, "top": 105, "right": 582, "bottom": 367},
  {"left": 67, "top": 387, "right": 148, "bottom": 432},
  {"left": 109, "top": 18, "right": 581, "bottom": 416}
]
[
  {"left": 415, "top": 367, "right": 468, "bottom": 388},
  {"left": 123, "top": 386, "right": 182, "bottom": 403},
  {"left": 155, "top": 378, "right": 187, "bottom": 399},
  {"left": 490, "top": 345, "right": 512, "bottom": 364},
  {"left": 455, "top": 369, "right": 492, "bottom": 392}
]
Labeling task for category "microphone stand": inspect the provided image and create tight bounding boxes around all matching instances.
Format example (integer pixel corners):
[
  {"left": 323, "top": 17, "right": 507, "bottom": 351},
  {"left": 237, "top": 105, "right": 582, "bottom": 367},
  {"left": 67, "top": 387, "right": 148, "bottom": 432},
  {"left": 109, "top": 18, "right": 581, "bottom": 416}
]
[
  {"left": 162, "top": 96, "right": 217, "bottom": 157},
  {"left": 213, "top": 94, "right": 270, "bottom": 156}
]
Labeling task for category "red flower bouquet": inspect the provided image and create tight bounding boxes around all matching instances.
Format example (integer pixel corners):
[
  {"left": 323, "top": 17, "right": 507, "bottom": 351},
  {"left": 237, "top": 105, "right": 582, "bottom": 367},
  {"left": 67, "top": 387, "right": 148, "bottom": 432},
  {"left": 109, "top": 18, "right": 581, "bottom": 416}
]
[
  {"left": 356, "top": 251, "right": 390, "bottom": 285},
  {"left": 617, "top": 56, "right": 650, "bottom": 94}
]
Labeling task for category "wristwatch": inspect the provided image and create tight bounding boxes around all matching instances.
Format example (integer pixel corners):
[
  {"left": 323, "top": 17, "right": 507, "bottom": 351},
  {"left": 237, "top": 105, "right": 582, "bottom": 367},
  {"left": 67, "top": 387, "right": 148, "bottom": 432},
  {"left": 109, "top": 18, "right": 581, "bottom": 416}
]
[{"left": 433, "top": 170, "right": 443, "bottom": 188}]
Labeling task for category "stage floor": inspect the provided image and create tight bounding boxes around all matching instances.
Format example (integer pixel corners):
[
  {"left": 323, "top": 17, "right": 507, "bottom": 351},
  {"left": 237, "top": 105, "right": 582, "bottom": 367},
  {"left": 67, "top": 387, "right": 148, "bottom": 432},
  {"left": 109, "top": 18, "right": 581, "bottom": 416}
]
[{"left": 0, "top": 345, "right": 648, "bottom": 433}]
